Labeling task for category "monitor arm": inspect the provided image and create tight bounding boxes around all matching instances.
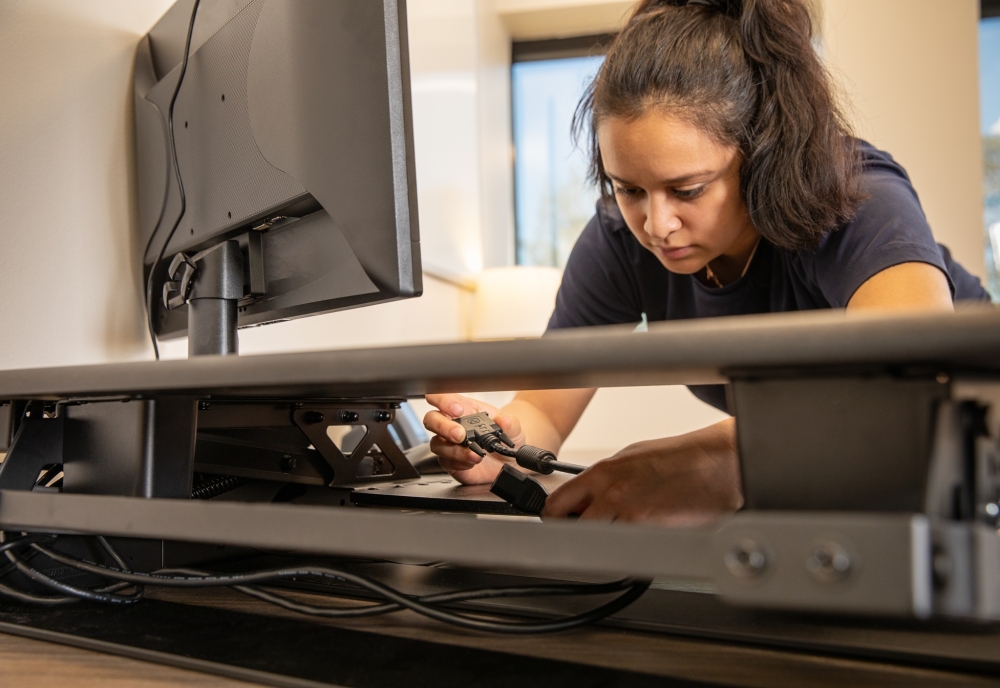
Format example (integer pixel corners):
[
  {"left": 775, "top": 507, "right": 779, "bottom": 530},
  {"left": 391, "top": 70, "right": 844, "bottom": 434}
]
[{"left": 163, "top": 240, "right": 243, "bottom": 357}]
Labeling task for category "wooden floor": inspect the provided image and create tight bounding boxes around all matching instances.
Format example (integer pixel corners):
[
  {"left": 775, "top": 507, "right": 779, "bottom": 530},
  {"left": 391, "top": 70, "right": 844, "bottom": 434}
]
[
  {"left": 0, "top": 631, "right": 262, "bottom": 687},
  {"left": 148, "top": 588, "right": 1000, "bottom": 687},
  {"left": 2, "top": 586, "right": 999, "bottom": 688}
]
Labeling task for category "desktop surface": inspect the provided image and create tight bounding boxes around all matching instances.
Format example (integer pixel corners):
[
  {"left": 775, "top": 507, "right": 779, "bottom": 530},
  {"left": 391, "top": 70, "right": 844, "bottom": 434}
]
[{"left": 0, "top": 308, "right": 996, "bottom": 401}]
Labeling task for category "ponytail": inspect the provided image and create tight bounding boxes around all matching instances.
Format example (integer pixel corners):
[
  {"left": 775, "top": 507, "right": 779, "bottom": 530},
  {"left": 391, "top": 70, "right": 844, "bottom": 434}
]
[{"left": 576, "top": 0, "right": 863, "bottom": 250}]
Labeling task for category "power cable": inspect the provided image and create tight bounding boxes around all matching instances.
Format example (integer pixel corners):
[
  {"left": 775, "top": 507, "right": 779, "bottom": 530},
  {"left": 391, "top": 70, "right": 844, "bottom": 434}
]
[
  {"left": 13, "top": 538, "right": 649, "bottom": 634},
  {"left": 143, "top": 0, "right": 203, "bottom": 360}
]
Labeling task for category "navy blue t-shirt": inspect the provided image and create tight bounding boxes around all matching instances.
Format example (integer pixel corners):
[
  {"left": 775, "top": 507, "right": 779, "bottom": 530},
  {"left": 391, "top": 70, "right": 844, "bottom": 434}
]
[{"left": 547, "top": 142, "right": 990, "bottom": 412}]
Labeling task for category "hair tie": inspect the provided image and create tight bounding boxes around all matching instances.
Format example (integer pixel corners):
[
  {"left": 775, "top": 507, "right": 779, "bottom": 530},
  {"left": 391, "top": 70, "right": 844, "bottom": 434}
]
[
  {"left": 636, "top": 0, "right": 741, "bottom": 19},
  {"left": 686, "top": 0, "right": 741, "bottom": 18}
]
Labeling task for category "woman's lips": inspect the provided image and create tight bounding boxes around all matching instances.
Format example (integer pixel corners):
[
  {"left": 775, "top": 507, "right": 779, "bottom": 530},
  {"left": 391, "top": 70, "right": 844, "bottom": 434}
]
[{"left": 655, "top": 245, "right": 694, "bottom": 261}]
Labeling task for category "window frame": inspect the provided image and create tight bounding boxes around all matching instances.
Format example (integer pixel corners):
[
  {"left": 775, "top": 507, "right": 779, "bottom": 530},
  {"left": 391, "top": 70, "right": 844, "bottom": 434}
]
[{"left": 510, "top": 34, "right": 615, "bottom": 267}]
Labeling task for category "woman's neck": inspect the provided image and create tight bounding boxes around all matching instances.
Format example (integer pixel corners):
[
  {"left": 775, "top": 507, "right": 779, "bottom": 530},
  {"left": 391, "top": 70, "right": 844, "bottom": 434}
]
[{"left": 704, "top": 226, "right": 761, "bottom": 286}]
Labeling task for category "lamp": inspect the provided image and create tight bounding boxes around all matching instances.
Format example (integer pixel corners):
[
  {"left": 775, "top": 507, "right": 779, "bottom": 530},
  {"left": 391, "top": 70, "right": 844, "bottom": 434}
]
[{"left": 469, "top": 266, "right": 563, "bottom": 341}]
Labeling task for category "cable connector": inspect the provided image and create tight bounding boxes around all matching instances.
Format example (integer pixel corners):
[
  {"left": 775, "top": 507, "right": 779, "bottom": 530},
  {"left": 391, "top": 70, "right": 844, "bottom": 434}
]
[
  {"left": 513, "top": 445, "right": 585, "bottom": 476},
  {"left": 490, "top": 465, "right": 548, "bottom": 515},
  {"left": 456, "top": 413, "right": 586, "bottom": 476},
  {"left": 458, "top": 412, "right": 515, "bottom": 458}
]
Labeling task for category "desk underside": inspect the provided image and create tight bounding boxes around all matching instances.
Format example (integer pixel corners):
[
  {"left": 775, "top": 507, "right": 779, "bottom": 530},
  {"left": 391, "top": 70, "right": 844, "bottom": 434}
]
[{"left": 0, "top": 308, "right": 996, "bottom": 400}]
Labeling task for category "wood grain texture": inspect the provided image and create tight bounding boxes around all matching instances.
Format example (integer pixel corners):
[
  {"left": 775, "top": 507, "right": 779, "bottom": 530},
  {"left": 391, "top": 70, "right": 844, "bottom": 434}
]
[
  {"left": 147, "top": 587, "right": 1000, "bottom": 688},
  {"left": 0, "top": 630, "right": 263, "bottom": 687}
]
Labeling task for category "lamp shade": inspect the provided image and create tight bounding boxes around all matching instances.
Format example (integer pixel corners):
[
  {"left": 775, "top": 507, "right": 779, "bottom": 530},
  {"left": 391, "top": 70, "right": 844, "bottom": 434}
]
[{"left": 470, "top": 266, "right": 563, "bottom": 341}]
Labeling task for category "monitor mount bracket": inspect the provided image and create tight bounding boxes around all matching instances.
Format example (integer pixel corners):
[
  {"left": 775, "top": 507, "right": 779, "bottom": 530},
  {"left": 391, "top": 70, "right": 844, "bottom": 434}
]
[{"left": 163, "top": 240, "right": 243, "bottom": 357}]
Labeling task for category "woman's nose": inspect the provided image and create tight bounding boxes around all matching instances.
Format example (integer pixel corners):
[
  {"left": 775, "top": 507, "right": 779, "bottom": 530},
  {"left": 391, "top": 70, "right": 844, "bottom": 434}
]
[{"left": 645, "top": 197, "right": 682, "bottom": 239}]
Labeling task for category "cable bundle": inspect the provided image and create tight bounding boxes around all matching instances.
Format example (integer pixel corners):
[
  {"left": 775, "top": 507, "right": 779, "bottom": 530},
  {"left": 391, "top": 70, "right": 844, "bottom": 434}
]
[{"left": 0, "top": 532, "right": 649, "bottom": 634}]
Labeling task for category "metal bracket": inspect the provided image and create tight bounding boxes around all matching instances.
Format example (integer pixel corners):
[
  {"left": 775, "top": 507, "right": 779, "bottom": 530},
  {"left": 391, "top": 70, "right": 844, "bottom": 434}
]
[
  {"left": 292, "top": 405, "right": 419, "bottom": 486},
  {"left": 193, "top": 400, "right": 420, "bottom": 487}
]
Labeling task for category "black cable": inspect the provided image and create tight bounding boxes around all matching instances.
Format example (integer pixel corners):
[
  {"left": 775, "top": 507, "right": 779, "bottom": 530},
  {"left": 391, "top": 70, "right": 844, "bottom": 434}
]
[
  {"left": 0, "top": 534, "right": 55, "bottom": 554},
  {"left": 476, "top": 435, "right": 586, "bottom": 476},
  {"left": 143, "top": 0, "right": 202, "bottom": 360},
  {"left": 228, "top": 576, "right": 637, "bottom": 619},
  {"left": 0, "top": 531, "right": 143, "bottom": 606},
  {"left": 30, "top": 544, "right": 650, "bottom": 634},
  {"left": 4, "top": 549, "right": 143, "bottom": 605},
  {"left": 158, "top": 566, "right": 634, "bottom": 618},
  {"left": 0, "top": 534, "right": 133, "bottom": 606}
]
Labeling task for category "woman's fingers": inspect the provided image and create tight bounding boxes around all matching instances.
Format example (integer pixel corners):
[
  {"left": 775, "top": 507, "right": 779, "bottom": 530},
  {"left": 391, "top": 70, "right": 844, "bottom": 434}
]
[
  {"left": 423, "top": 409, "right": 467, "bottom": 443},
  {"left": 425, "top": 393, "right": 472, "bottom": 418},
  {"left": 423, "top": 393, "right": 514, "bottom": 486},
  {"left": 429, "top": 435, "right": 481, "bottom": 466},
  {"left": 542, "top": 471, "right": 599, "bottom": 518},
  {"left": 493, "top": 413, "right": 525, "bottom": 447},
  {"left": 444, "top": 455, "right": 507, "bottom": 486}
]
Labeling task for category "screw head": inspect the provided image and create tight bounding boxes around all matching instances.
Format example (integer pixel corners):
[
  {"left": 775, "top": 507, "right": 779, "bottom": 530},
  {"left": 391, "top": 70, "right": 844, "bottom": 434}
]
[
  {"left": 281, "top": 455, "right": 297, "bottom": 472},
  {"left": 303, "top": 411, "right": 325, "bottom": 425},
  {"left": 341, "top": 411, "right": 360, "bottom": 423},
  {"left": 725, "top": 539, "right": 768, "bottom": 579},
  {"left": 374, "top": 410, "right": 392, "bottom": 422},
  {"left": 805, "top": 541, "right": 852, "bottom": 583}
]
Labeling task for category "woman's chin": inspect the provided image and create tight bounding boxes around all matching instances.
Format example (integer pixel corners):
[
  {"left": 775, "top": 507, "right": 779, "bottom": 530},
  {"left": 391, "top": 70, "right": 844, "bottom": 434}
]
[{"left": 653, "top": 252, "right": 706, "bottom": 275}]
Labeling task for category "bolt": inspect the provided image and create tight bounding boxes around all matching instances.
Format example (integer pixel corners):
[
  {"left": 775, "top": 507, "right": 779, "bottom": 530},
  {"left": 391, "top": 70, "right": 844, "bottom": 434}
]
[
  {"left": 805, "top": 542, "right": 852, "bottom": 584},
  {"left": 725, "top": 539, "right": 768, "bottom": 579},
  {"left": 281, "top": 455, "right": 297, "bottom": 472},
  {"left": 374, "top": 410, "right": 392, "bottom": 422},
  {"left": 932, "top": 548, "right": 952, "bottom": 590},
  {"left": 341, "top": 411, "right": 359, "bottom": 423},
  {"left": 980, "top": 501, "right": 1000, "bottom": 526},
  {"left": 303, "top": 411, "right": 325, "bottom": 425}
]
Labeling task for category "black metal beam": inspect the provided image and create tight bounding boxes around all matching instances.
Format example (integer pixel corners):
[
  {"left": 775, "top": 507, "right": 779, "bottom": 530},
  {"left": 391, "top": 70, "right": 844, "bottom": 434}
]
[
  {"left": 0, "top": 489, "right": 712, "bottom": 579},
  {"left": 0, "top": 309, "right": 997, "bottom": 401}
]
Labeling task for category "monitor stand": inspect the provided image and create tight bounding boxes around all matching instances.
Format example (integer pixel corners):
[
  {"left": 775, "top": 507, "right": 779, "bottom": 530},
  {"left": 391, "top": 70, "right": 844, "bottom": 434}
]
[
  {"left": 0, "top": 237, "right": 423, "bottom": 524},
  {"left": 162, "top": 239, "right": 244, "bottom": 357}
]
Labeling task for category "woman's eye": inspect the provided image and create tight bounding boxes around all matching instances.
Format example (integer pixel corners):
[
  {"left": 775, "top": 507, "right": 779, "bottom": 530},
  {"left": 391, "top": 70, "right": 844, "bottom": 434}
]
[
  {"left": 674, "top": 186, "right": 706, "bottom": 200},
  {"left": 614, "top": 186, "right": 642, "bottom": 200}
]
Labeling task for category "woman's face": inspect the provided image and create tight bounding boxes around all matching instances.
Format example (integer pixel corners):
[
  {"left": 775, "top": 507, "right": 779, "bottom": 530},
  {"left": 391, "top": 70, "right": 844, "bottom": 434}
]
[{"left": 597, "top": 110, "right": 756, "bottom": 275}]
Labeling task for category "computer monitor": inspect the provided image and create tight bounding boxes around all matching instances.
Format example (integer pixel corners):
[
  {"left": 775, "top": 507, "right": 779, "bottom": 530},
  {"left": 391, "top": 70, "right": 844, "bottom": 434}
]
[{"left": 134, "top": 0, "right": 421, "bottom": 353}]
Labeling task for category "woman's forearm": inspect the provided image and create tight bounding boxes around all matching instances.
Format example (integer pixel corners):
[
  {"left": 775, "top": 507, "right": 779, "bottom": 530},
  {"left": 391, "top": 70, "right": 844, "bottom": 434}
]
[{"left": 501, "top": 389, "right": 596, "bottom": 454}]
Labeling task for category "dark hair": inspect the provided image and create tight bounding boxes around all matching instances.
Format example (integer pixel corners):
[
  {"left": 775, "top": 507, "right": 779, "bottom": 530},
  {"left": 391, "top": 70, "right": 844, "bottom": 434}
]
[{"left": 574, "top": 0, "right": 864, "bottom": 251}]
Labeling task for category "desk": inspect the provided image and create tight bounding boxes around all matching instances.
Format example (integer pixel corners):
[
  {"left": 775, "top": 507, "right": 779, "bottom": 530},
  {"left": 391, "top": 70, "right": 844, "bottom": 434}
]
[
  {"left": 1, "top": 585, "right": 997, "bottom": 688},
  {"left": 0, "top": 631, "right": 261, "bottom": 686},
  {"left": 2, "top": 309, "right": 1000, "bottom": 684}
]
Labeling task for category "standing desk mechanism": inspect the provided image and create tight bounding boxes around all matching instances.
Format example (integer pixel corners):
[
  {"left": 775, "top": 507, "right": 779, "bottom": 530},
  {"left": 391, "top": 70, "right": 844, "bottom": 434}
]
[{"left": 1, "top": 308, "right": 1000, "bottom": 621}]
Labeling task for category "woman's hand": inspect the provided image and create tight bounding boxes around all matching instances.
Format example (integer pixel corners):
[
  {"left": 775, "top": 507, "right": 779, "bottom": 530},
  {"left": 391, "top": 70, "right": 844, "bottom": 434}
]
[
  {"left": 423, "top": 393, "right": 526, "bottom": 485},
  {"left": 543, "top": 419, "right": 743, "bottom": 525}
]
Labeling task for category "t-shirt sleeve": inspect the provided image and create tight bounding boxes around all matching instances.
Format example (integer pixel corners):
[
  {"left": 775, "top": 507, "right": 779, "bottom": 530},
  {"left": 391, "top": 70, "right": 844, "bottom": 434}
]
[
  {"left": 548, "top": 211, "right": 644, "bottom": 331},
  {"left": 806, "top": 159, "right": 953, "bottom": 308}
]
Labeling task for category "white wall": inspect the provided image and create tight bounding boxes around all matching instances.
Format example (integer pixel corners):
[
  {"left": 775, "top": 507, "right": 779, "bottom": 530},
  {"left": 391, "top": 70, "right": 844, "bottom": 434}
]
[
  {"left": 495, "top": 0, "right": 633, "bottom": 40},
  {"left": 0, "top": 0, "right": 985, "bottom": 460},
  {"left": 820, "top": 0, "right": 985, "bottom": 279},
  {"left": 0, "top": 0, "right": 175, "bottom": 370}
]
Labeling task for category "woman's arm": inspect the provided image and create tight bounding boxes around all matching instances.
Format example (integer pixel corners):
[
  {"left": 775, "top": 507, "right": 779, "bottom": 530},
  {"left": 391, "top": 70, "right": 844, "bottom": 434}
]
[
  {"left": 424, "top": 388, "right": 595, "bottom": 485},
  {"left": 543, "top": 262, "right": 956, "bottom": 522},
  {"left": 847, "top": 262, "right": 954, "bottom": 311}
]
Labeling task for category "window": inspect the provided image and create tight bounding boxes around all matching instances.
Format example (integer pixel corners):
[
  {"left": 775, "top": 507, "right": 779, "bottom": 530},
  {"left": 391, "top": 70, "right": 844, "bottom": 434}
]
[
  {"left": 982, "top": 0, "right": 1000, "bottom": 297},
  {"left": 511, "top": 36, "right": 612, "bottom": 268}
]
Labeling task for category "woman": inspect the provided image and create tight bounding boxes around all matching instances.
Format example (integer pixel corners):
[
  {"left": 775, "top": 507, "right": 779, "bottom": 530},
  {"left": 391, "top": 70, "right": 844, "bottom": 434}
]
[{"left": 423, "top": 0, "right": 990, "bottom": 524}]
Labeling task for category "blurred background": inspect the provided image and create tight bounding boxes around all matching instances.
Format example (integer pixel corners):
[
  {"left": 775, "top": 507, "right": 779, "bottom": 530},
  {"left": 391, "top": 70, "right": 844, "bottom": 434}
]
[{"left": 0, "top": 0, "right": 995, "bottom": 461}]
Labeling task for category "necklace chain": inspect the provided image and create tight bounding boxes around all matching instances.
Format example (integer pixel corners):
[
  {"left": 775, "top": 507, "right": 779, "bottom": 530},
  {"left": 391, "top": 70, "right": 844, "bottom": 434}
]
[{"left": 704, "top": 237, "right": 762, "bottom": 289}]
